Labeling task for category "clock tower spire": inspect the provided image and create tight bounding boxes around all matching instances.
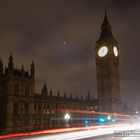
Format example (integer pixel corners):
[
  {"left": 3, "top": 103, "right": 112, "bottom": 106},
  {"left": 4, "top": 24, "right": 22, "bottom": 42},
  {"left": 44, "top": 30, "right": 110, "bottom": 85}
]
[
  {"left": 95, "top": 11, "right": 122, "bottom": 113},
  {"left": 98, "top": 10, "right": 114, "bottom": 42}
]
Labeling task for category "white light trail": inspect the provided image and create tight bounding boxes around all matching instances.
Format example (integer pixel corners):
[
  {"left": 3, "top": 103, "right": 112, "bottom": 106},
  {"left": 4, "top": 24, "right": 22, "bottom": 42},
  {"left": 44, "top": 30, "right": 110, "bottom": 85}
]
[{"left": 20, "top": 123, "right": 140, "bottom": 140}]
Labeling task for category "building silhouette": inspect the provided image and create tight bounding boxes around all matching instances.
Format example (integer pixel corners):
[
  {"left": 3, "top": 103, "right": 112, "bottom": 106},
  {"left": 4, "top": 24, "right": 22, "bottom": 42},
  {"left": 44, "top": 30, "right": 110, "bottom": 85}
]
[
  {"left": 0, "top": 54, "right": 98, "bottom": 133},
  {"left": 95, "top": 11, "right": 122, "bottom": 113}
]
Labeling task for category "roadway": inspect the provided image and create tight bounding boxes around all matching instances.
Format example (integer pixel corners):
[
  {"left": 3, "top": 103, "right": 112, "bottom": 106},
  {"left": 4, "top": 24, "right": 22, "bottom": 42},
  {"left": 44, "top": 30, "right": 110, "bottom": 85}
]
[
  {"left": 7, "top": 134, "right": 140, "bottom": 140},
  {"left": 3, "top": 124, "right": 140, "bottom": 140},
  {"left": 81, "top": 134, "right": 140, "bottom": 140}
]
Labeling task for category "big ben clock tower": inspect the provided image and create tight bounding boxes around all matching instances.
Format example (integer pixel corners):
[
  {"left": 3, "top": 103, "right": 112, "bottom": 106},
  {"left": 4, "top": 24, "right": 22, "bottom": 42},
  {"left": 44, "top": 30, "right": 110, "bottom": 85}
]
[{"left": 95, "top": 11, "right": 122, "bottom": 113}]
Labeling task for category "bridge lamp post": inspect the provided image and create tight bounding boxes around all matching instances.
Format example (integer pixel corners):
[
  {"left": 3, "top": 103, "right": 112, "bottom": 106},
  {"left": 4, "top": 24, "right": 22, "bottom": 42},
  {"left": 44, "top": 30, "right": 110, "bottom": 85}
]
[
  {"left": 107, "top": 115, "right": 111, "bottom": 124},
  {"left": 64, "top": 113, "right": 70, "bottom": 128}
]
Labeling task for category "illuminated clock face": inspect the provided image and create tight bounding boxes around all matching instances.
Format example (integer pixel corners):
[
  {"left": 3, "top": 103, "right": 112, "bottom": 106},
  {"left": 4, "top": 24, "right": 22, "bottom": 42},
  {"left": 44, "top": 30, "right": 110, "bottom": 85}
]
[
  {"left": 98, "top": 46, "right": 108, "bottom": 57},
  {"left": 113, "top": 46, "right": 118, "bottom": 57}
]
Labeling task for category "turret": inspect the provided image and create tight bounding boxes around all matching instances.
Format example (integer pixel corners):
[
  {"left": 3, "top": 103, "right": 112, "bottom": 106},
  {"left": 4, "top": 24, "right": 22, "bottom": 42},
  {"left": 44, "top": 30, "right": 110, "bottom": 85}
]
[
  {"left": 8, "top": 53, "right": 14, "bottom": 69},
  {"left": 41, "top": 84, "right": 48, "bottom": 96},
  {"left": 30, "top": 60, "right": 35, "bottom": 79},
  {"left": 57, "top": 90, "right": 60, "bottom": 97},
  {"left": 50, "top": 88, "right": 52, "bottom": 96},
  {"left": 0, "top": 58, "right": 3, "bottom": 76},
  {"left": 21, "top": 64, "right": 24, "bottom": 77},
  {"left": 87, "top": 90, "right": 90, "bottom": 100},
  {"left": 21, "top": 64, "right": 24, "bottom": 71}
]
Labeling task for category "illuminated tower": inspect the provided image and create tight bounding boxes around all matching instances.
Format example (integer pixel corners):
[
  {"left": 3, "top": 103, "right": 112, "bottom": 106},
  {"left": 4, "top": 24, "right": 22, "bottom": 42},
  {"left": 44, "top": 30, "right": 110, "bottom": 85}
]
[{"left": 95, "top": 12, "right": 121, "bottom": 113}]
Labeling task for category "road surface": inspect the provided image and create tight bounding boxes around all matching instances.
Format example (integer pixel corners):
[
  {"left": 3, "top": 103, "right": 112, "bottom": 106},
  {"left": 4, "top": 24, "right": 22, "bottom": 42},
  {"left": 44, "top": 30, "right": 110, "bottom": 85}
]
[{"left": 4, "top": 124, "right": 140, "bottom": 140}]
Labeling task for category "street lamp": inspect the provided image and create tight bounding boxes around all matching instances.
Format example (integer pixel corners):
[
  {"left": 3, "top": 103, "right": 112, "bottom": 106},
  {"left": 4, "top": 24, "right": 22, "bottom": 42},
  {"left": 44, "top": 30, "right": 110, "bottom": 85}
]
[
  {"left": 64, "top": 113, "right": 70, "bottom": 127},
  {"left": 107, "top": 115, "right": 111, "bottom": 124},
  {"left": 107, "top": 115, "right": 111, "bottom": 120}
]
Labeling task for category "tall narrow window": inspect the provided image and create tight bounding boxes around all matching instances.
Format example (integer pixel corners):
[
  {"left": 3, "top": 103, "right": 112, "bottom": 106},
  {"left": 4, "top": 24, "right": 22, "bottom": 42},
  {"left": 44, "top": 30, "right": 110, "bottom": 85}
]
[
  {"left": 34, "top": 104, "right": 36, "bottom": 114},
  {"left": 25, "top": 85, "right": 29, "bottom": 96},
  {"left": 15, "top": 84, "right": 19, "bottom": 95},
  {"left": 24, "top": 103, "right": 29, "bottom": 114},
  {"left": 13, "top": 102, "right": 18, "bottom": 127},
  {"left": 24, "top": 103, "right": 29, "bottom": 125},
  {"left": 14, "top": 102, "right": 18, "bottom": 115}
]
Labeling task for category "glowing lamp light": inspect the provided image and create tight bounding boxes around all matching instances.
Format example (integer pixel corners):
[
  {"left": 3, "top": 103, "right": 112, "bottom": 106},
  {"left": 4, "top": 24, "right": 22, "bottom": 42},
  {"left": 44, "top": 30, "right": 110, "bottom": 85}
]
[
  {"left": 107, "top": 115, "right": 111, "bottom": 120},
  {"left": 64, "top": 113, "right": 70, "bottom": 120},
  {"left": 83, "top": 119, "right": 89, "bottom": 126},
  {"left": 111, "top": 118, "right": 116, "bottom": 123},
  {"left": 99, "top": 118, "right": 106, "bottom": 122},
  {"left": 112, "top": 119, "right": 115, "bottom": 122},
  {"left": 97, "top": 116, "right": 107, "bottom": 123}
]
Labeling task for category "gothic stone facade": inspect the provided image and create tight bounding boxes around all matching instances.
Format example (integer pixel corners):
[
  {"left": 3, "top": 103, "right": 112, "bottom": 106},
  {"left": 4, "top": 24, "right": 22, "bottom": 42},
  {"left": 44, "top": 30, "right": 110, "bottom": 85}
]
[{"left": 0, "top": 54, "right": 98, "bottom": 133}]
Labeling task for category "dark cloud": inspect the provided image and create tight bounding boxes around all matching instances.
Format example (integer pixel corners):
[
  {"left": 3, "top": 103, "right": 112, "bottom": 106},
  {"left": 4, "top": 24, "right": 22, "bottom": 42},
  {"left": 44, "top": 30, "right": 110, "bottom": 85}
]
[{"left": 0, "top": 0, "right": 140, "bottom": 107}]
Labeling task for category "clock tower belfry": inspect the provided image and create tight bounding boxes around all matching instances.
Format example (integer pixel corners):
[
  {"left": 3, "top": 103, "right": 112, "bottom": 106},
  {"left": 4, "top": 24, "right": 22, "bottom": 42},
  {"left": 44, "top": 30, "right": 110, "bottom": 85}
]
[{"left": 95, "top": 11, "right": 122, "bottom": 113}]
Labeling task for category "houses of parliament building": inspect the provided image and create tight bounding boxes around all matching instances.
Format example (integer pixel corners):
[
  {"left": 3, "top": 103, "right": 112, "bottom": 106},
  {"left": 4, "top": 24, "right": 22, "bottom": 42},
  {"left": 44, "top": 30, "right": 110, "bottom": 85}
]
[{"left": 0, "top": 54, "right": 98, "bottom": 133}]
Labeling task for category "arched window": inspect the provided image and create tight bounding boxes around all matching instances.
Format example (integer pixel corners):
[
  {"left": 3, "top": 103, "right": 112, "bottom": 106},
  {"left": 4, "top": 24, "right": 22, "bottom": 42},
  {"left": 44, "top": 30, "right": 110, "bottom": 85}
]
[
  {"left": 15, "top": 84, "right": 19, "bottom": 95},
  {"left": 25, "top": 85, "right": 29, "bottom": 96}
]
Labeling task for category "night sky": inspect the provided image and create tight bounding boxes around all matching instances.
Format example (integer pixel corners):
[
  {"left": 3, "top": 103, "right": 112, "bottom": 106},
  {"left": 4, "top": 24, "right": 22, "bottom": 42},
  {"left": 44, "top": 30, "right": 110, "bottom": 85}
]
[{"left": 0, "top": 0, "right": 140, "bottom": 107}]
